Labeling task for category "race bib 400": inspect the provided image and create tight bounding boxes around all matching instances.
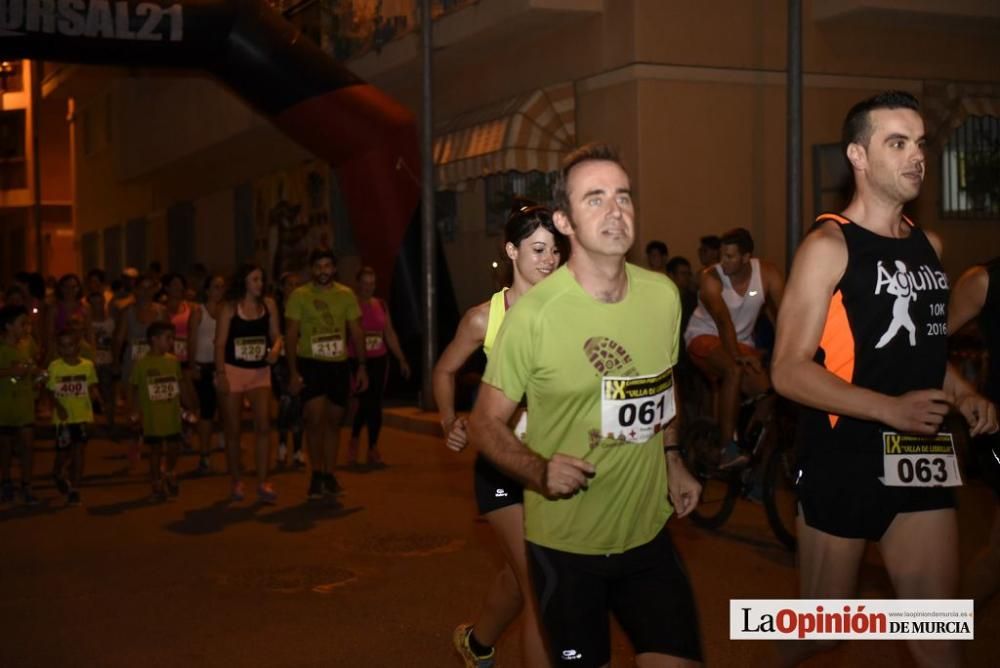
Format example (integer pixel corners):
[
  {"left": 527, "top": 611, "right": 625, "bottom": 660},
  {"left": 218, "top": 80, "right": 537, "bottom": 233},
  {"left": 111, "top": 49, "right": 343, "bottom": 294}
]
[
  {"left": 601, "top": 367, "right": 676, "bottom": 443},
  {"left": 880, "top": 432, "right": 962, "bottom": 487}
]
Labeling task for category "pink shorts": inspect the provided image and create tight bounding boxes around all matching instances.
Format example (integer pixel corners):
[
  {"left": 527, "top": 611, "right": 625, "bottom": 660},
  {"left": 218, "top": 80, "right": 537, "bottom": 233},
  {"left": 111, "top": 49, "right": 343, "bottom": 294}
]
[{"left": 223, "top": 364, "right": 271, "bottom": 393}]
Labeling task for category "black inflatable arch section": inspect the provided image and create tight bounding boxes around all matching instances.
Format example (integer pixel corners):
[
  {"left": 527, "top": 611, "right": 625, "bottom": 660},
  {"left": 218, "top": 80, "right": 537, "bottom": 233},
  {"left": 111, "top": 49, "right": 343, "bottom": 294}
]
[{"left": 0, "top": 0, "right": 420, "bottom": 286}]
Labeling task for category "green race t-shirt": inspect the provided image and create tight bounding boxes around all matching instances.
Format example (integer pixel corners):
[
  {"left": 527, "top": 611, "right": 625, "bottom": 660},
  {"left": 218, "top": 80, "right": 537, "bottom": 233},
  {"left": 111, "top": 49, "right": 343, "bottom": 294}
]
[
  {"left": 130, "top": 353, "right": 183, "bottom": 437},
  {"left": 285, "top": 282, "right": 361, "bottom": 362},
  {"left": 483, "top": 264, "right": 682, "bottom": 555},
  {"left": 47, "top": 358, "right": 98, "bottom": 425},
  {"left": 0, "top": 340, "right": 36, "bottom": 427}
]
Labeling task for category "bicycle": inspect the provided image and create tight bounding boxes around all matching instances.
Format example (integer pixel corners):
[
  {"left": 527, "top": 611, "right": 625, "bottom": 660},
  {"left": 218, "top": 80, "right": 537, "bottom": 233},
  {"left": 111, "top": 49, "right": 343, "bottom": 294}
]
[{"left": 680, "top": 386, "right": 799, "bottom": 551}]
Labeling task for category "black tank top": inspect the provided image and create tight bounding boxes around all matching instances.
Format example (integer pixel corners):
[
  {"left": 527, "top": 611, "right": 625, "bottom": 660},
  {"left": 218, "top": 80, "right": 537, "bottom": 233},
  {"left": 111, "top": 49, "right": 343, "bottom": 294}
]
[
  {"left": 798, "top": 214, "right": 950, "bottom": 470},
  {"left": 224, "top": 302, "right": 271, "bottom": 368},
  {"left": 981, "top": 258, "right": 1000, "bottom": 403}
]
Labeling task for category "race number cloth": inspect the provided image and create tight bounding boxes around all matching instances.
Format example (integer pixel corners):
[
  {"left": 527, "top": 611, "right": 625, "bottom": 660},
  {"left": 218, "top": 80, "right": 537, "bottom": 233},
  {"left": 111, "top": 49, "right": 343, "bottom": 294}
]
[
  {"left": 47, "top": 358, "right": 98, "bottom": 425},
  {"left": 234, "top": 336, "right": 267, "bottom": 362},
  {"left": 880, "top": 432, "right": 962, "bottom": 487},
  {"left": 285, "top": 282, "right": 360, "bottom": 362},
  {"left": 310, "top": 334, "right": 344, "bottom": 360},
  {"left": 130, "top": 342, "right": 150, "bottom": 361},
  {"left": 364, "top": 332, "right": 384, "bottom": 353},
  {"left": 130, "top": 353, "right": 183, "bottom": 437},
  {"left": 483, "top": 264, "right": 683, "bottom": 555},
  {"left": 173, "top": 339, "right": 189, "bottom": 361},
  {"left": 601, "top": 367, "right": 675, "bottom": 443}
]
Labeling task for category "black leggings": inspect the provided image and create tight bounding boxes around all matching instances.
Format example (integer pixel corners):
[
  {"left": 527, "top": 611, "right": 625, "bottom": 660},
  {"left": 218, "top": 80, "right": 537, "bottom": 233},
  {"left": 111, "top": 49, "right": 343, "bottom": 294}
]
[{"left": 352, "top": 355, "right": 387, "bottom": 447}]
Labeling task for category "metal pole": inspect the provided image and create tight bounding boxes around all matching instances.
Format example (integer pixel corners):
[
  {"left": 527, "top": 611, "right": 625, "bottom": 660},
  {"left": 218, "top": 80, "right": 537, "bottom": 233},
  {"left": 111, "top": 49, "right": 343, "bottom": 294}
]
[
  {"left": 786, "top": 0, "right": 802, "bottom": 271},
  {"left": 30, "top": 60, "right": 44, "bottom": 274},
  {"left": 419, "top": 0, "right": 437, "bottom": 411}
]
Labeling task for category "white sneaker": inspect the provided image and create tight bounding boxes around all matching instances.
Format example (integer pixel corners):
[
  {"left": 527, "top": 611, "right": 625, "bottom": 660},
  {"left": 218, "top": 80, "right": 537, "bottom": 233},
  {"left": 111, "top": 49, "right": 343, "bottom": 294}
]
[{"left": 277, "top": 444, "right": 288, "bottom": 466}]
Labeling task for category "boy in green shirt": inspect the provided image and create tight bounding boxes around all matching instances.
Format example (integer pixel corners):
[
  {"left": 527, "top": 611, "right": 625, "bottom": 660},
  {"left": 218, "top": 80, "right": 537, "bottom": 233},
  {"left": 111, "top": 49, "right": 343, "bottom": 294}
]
[
  {"left": 0, "top": 305, "right": 40, "bottom": 506},
  {"left": 128, "top": 322, "right": 196, "bottom": 501},
  {"left": 46, "top": 329, "right": 100, "bottom": 507}
]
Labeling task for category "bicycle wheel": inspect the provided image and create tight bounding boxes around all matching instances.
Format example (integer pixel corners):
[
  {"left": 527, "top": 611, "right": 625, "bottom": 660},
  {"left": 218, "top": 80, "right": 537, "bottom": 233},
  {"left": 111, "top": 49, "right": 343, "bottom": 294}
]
[
  {"left": 762, "top": 440, "right": 798, "bottom": 550},
  {"left": 682, "top": 417, "right": 739, "bottom": 528}
]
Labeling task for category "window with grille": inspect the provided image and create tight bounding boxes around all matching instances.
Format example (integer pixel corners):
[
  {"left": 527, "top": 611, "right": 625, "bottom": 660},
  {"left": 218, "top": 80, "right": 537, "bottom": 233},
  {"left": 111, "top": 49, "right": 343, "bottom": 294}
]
[
  {"left": 941, "top": 115, "right": 1000, "bottom": 219},
  {"left": 483, "top": 171, "right": 557, "bottom": 236}
]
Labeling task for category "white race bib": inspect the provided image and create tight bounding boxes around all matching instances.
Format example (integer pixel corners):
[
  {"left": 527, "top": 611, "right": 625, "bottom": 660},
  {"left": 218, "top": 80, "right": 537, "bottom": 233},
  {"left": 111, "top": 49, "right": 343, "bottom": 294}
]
[
  {"left": 880, "top": 432, "right": 962, "bottom": 487},
  {"left": 130, "top": 342, "right": 150, "bottom": 361},
  {"left": 364, "top": 332, "right": 384, "bottom": 352},
  {"left": 55, "top": 378, "right": 88, "bottom": 398},
  {"left": 148, "top": 376, "right": 180, "bottom": 402},
  {"left": 173, "top": 339, "right": 189, "bottom": 360},
  {"left": 600, "top": 367, "right": 676, "bottom": 443},
  {"left": 311, "top": 334, "right": 344, "bottom": 360},
  {"left": 234, "top": 336, "right": 267, "bottom": 362}
]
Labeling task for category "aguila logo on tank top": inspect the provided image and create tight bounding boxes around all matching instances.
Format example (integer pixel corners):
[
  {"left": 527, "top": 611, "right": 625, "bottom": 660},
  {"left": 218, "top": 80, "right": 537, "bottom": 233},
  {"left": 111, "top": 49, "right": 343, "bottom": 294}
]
[{"left": 873, "top": 259, "right": 949, "bottom": 349}]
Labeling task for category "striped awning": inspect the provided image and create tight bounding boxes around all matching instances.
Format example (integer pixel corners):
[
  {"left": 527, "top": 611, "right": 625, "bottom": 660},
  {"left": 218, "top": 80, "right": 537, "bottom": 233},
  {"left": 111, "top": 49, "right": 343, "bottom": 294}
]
[
  {"left": 433, "top": 82, "right": 576, "bottom": 190},
  {"left": 924, "top": 82, "right": 1000, "bottom": 149}
]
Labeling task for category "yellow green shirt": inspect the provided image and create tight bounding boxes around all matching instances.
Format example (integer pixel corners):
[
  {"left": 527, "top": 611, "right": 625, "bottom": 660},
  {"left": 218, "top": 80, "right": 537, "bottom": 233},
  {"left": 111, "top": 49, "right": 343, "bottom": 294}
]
[
  {"left": 130, "top": 353, "right": 183, "bottom": 438},
  {"left": 285, "top": 282, "right": 361, "bottom": 362},
  {"left": 47, "top": 358, "right": 98, "bottom": 425},
  {"left": 0, "top": 339, "right": 36, "bottom": 427},
  {"left": 483, "top": 264, "right": 682, "bottom": 555}
]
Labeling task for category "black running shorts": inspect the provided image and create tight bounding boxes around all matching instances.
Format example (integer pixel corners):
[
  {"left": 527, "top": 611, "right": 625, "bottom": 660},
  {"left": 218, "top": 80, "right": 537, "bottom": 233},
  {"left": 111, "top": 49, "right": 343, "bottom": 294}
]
[
  {"left": 298, "top": 358, "right": 351, "bottom": 407},
  {"left": 473, "top": 453, "right": 523, "bottom": 515},
  {"left": 528, "top": 526, "right": 702, "bottom": 667},
  {"left": 55, "top": 423, "right": 88, "bottom": 451},
  {"left": 797, "top": 447, "right": 955, "bottom": 540}
]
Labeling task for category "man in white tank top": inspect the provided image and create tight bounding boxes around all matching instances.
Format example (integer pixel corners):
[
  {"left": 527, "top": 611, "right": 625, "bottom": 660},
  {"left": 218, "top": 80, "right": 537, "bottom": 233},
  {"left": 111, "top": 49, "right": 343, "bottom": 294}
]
[{"left": 684, "top": 227, "right": 785, "bottom": 464}]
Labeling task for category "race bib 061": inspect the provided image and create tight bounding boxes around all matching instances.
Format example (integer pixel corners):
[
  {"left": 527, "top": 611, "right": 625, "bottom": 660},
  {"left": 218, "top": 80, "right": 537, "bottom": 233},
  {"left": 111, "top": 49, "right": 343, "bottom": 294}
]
[
  {"left": 880, "top": 432, "right": 962, "bottom": 488},
  {"left": 600, "top": 367, "right": 676, "bottom": 443},
  {"left": 311, "top": 334, "right": 344, "bottom": 360},
  {"left": 234, "top": 336, "right": 267, "bottom": 362},
  {"left": 148, "top": 376, "right": 180, "bottom": 402}
]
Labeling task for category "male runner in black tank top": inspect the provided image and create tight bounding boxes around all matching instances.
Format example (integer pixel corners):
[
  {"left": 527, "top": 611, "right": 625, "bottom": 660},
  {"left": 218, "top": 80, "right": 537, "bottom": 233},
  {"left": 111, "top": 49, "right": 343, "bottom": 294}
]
[
  {"left": 773, "top": 91, "right": 997, "bottom": 667},
  {"left": 949, "top": 258, "right": 1000, "bottom": 605}
]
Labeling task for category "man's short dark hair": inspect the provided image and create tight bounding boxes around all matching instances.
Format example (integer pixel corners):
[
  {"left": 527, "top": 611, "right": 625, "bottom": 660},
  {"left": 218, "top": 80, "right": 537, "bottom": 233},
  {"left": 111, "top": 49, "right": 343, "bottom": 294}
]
[
  {"left": 86, "top": 268, "right": 106, "bottom": 283},
  {"left": 666, "top": 256, "right": 691, "bottom": 274},
  {"left": 0, "top": 305, "right": 27, "bottom": 331},
  {"left": 842, "top": 91, "right": 920, "bottom": 150},
  {"left": 645, "top": 241, "right": 668, "bottom": 257},
  {"left": 699, "top": 235, "right": 721, "bottom": 251},
  {"left": 309, "top": 249, "right": 337, "bottom": 266},
  {"left": 553, "top": 143, "right": 626, "bottom": 214},
  {"left": 147, "top": 321, "right": 175, "bottom": 343},
  {"left": 720, "top": 228, "right": 754, "bottom": 255}
]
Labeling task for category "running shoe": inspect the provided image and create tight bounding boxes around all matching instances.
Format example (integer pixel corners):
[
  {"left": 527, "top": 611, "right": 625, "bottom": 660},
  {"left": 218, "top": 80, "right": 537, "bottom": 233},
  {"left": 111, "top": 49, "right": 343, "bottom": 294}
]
[
  {"left": 277, "top": 443, "right": 288, "bottom": 468},
  {"left": 718, "top": 440, "right": 750, "bottom": 470},
  {"left": 452, "top": 624, "right": 495, "bottom": 668},
  {"left": 368, "top": 447, "right": 386, "bottom": 469},
  {"left": 292, "top": 450, "right": 306, "bottom": 468},
  {"left": 21, "top": 485, "right": 39, "bottom": 506},
  {"left": 195, "top": 456, "right": 212, "bottom": 476},
  {"left": 53, "top": 475, "right": 70, "bottom": 496},
  {"left": 230, "top": 480, "right": 246, "bottom": 502},
  {"left": 0, "top": 479, "right": 14, "bottom": 503},
  {"left": 257, "top": 482, "right": 278, "bottom": 505},
  {"left": 163, "top": 473, "right": 179, "bottom": 498},
  {"left": 67, "top": 490, "right": 81, "bottom": 506},
  {"left": 307, "top": 473, "right": 324, "bottom": 500},
  {"left": 323, "top": 472, "right": 343, "bottom": 496}
]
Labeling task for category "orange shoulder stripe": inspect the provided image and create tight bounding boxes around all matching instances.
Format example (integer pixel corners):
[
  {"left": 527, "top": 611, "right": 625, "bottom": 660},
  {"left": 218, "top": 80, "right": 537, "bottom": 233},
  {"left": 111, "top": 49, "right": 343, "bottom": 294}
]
[{"left": 819, "top": 289, "right": 854, "bottom": 428}]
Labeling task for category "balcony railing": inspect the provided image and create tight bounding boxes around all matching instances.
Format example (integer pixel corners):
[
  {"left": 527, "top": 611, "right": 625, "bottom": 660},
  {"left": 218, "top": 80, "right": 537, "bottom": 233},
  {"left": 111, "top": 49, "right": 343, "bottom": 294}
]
[{"left": 267, "top": 0, "right": 478, "bottom": 61}]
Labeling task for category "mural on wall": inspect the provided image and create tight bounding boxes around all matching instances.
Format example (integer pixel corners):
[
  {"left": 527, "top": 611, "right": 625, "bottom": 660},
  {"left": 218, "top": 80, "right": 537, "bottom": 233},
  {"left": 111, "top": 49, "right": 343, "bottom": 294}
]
[{"left": 253, "top": 160, "right": 334, "bottom": 280}]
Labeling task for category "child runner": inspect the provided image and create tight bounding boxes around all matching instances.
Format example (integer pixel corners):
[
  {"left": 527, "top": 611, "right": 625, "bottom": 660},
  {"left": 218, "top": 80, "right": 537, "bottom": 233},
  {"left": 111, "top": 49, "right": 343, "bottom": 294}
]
[
  {"left": 0, "top": 305, "right": 39, "bottom": 506},
  {"left": 46, "top": 329, "right": 100, "bottom": 506},
  {"left": 128, "top": 321, "right": 196, "bottom": 501}
]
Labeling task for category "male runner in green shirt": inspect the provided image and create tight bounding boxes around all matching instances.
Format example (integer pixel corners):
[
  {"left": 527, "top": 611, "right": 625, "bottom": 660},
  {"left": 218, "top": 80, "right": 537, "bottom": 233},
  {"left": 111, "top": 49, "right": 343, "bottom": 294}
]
[{"left": 470, "top": 143, "right": 703, "bottom": 668}]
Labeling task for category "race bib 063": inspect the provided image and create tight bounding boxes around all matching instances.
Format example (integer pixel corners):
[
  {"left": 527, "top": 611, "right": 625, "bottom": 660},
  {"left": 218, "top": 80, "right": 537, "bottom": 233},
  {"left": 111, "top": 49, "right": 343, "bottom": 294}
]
[
  {"left": 880, "top": 432, "right": 962, "bottom": 488},
  {"left": 148, "top": 376, "right": 180, "bottom": 402},
  {"left": 600, "top": 367, "right": 676, "bottom": 443},
  {"left": 234, "top": 336, "right": 267, "bottom": 362},
  {"left": 311, "top": 334, "right": 344, "bottom": 360}
]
